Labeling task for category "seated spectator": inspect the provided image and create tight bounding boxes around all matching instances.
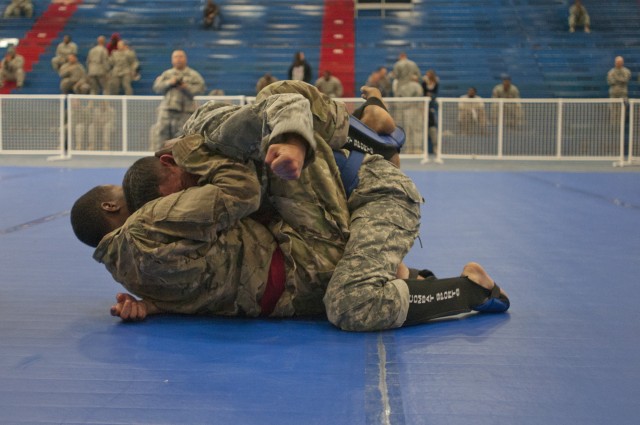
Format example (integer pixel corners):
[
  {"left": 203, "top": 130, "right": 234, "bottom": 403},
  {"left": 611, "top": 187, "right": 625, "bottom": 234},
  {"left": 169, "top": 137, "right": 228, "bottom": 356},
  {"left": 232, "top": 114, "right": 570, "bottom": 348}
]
[
  {"left": 315, "top": 70, "right": 343, "bottom": 98},
  {"left": 0, "top": 45, "right": 25, "bottom": 88},
  {"left": 492, "top": 74, "right": 522, "bottom": 127},
  {"left": 3, "top": 0, "right": 33, "bottom": 18},
  {"left": 365, "top": 66, "right": 391, "bottom": 97},
  {"left": 255, "top": 72, "right": 278, "bottom": 94},
  {"left": 59, "top": 54, "right": 89, "bottom": 94},
  {"left": 51, "top": 35, "right": 78, "bottom": 72},
  {"left": 458, "top": 87, "right": 487, "bottom": 134},
  {"left": 569, "top": 0, "right": 590, "bottom": 33},
  {"left": 203, "top": 0, "right": 221, "bottom": 29}
]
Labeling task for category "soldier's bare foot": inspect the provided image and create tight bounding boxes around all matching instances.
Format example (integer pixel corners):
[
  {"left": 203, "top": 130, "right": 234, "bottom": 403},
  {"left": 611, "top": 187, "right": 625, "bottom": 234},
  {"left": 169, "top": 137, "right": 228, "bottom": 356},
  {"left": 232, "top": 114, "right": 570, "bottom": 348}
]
[{"left": 461, "top": 262, "right": 508, "bottom": 299}]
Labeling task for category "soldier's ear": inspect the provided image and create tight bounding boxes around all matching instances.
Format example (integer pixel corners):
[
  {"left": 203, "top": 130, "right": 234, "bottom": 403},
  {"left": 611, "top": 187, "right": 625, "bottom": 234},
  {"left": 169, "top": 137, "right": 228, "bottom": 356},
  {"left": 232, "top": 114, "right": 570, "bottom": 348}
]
[
  {"left": 101, "top": 201, "right": 121, "bottom": 212},
  {"left": 158, "top": 153, "right": 176, "bottom": 167}
]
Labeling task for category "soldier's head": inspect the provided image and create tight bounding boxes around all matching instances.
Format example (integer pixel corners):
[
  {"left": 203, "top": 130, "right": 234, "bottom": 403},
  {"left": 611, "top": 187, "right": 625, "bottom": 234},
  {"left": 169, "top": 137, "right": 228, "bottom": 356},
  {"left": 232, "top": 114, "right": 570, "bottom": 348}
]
[
  {"left": 122, "top": 154, "right": 199, "bottom": 213},
  {"left": 67, "top": 54, "right": 78, "bottom": 64},
  {"left": 97, "top": 35, "right": 106, "bottom": 46},
  {"left": 63, "top": 35, "right": 72, "bottom": 44},
  {"left": 70, "top": 185, "right": 130, "bottom": 248},
  {"left": 501, "top": 73, "right": 511, "bottom": 90},
  {"left": 467, "top": 87, "right": 477, "bottom": 98},
  {"left": 615, "top": 56, "right": 624, "bottom": 68},
  {"left": 171, "top": 50, "right": 188, "bottom": 70}
]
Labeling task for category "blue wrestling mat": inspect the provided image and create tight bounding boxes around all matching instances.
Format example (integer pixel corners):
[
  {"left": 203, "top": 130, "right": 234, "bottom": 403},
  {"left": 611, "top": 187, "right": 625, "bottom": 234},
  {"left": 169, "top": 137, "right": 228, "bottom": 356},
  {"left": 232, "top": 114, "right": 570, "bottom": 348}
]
[{"left": 1, "top": 165, "right": 639, "bottom": 425}]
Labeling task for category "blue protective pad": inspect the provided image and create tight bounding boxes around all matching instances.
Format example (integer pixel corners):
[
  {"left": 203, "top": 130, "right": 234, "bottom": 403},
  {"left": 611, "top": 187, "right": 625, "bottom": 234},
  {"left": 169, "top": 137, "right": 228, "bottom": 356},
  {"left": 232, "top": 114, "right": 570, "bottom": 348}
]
[
  {"left": 333, "top": 149, "right": 365, "bottom": 197},
  {"left": 472, "top": 283, "right": 510, "bottom": 313},
  {"left": 348, "top": 115, "right": 406, "bottom": 151}
]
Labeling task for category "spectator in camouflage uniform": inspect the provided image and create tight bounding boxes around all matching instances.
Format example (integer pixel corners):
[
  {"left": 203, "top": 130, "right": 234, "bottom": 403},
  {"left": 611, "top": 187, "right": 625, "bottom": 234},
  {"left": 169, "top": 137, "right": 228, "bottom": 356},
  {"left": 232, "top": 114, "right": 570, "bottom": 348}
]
[
  {"left": 0, "top": 46, "right": 25, "bottom": 88},
  {"left": 391, "top": 52, "right": 422, "bottom": 97},
  {"left": 152, "top": 50, "right": 206, "bottom": 148},
  {"left": 315, "top": 70, "right": 343, "bottom": 98},
  {"left": 3, "top": 0, "right": 33, "bottom": 17},
  {"left": 71, "top": 82, "right": 509, "bottom": 330},
  {"left": 86, "top": 35, "right": 110, "bottom": 95},
  {"left": 607, "top": 56, "right": 631, "bottom": 100},
  {"left": 108, "top": 40, "right": 138, "bottom": 95},
  {"left": 51, "top": 35, "right": 77, "bottom": 72},
  {"left": 569, "top": 0, "right": 590, "bottom": 33},
  {"left": 59, "top": 54, "right": 89, "bottom": 94},
  {"left": 491, "top": 74, "right": 523, "bottom": 127},
  {"left": 606, "top": 56, "right": 632, "bottom": 126}
]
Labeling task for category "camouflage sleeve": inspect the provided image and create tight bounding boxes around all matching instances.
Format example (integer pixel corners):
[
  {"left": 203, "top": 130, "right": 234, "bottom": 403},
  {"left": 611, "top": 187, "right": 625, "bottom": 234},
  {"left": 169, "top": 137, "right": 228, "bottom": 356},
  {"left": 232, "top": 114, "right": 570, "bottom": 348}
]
[
  {"left": 256, "top": 80, "right": 350, "bottom": 151},
  {"left": 185, "top": 69, "right": 206, "bottom": 96},
  {"left": 171, "top": 134, "right": 261, "bottom": 188},
  {"left": 145, "top": 167, "right": 260, "bottom": 240},
  {"left": 183, "top": 93, "right": 318, "bottom": 165},
  {"left": 153, "top": 70, "right": 172, "bottom": 94}
]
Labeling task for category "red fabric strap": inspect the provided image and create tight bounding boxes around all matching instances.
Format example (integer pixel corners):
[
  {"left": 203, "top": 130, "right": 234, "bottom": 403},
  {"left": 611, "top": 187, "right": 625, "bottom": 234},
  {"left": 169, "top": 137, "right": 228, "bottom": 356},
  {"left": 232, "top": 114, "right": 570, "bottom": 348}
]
[{"left": 260, "top": 246, "right": 286, "bottom": 316}]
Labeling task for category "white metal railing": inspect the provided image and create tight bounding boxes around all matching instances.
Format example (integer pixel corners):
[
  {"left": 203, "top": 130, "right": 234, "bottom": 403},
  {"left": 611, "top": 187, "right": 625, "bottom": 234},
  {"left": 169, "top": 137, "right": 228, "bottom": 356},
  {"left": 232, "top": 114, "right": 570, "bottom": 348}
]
[
  {"left": 629, "top": 100, "right": 640, "bottom": 165},
  {"left": 437, "top": 97, "right": 627, "bottom": 163},
  {"left": 0, "top": 95, "right": 638, "bottom": 165},
  {"left": 354, "top": 0, "right": 414, "bottom": 18},
  {"left": 0, "top": 95, "right": 66, "bottom": 156},
  {"left": 65, "top": 95, "right": 246, "bottom": 157}
]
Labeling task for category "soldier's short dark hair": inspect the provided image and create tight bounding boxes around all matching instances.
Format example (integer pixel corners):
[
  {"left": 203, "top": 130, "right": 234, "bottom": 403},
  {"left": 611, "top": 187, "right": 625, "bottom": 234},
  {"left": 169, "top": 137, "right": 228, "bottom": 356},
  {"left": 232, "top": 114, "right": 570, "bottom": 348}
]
[
  {"left": 123, "top": 156, "right": 163, "bottom": 213},
  {"left": 70, "top": 186, "right": 113, "bottom": 248}
]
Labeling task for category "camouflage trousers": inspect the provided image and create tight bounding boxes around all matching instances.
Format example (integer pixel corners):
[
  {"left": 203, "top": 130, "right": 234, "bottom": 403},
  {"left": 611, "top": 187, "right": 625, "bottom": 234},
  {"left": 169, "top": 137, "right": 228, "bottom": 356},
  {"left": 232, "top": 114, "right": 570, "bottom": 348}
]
[
  {"left": 158, "top": 109, "right": 191, "bottom": 143},
  {"left": 323, "top": 155, "right": 423, "bottom": 331},
  {"left": 256, "top": 80, "right": 350, "bottom": 151},
  {"left": 258, "top": 79, "right": 424, "bottom": 330}
]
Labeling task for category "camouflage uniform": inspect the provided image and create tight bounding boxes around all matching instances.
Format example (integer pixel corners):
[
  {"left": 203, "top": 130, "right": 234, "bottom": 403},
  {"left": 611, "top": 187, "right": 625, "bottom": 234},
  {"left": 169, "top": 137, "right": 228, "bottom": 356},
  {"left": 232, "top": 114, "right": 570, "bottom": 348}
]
[
  {"left": 94, "top": 153, "right": 275, "bottom": 316},
  {"left": 185, "top": 81, "right": 423, "bottom": 331},
  {"left": 392, "top": 57, "right": 422, "bottom": 97},
  {"left": 59, "top": 61, "right": 89, "bottom": 94},
  {"left": 491, "top": 82, "right": 523, "bottom": 127},
  {"left": 96, "top": 126, "right": 349, "bottom": 317},
  {"left": 86, "top": 43, "right": 110, "bottom": 95},
  {"left": 108, "top": 46, "right": 138, "bottom": 95},
  {"left": 0, "top": 48, "right": 25, "bottom": 87},
  {"left": 98, "top": 81, "right": 422, "bottom": 330},
  {"left": 51, "top": 40, "right": 78, "bottom": 72},
  {"left": 569, "top": 4, "right": 590, "bottom": 30},
  {"left": 152, "top": 65, "right": 206, "bottom": 146},
  {"left": 607, "top": 66, "right": 631, "bottom": 99},
  {"left": 314, "top": 75, "right": 344, "bottom": 98},
  {"left": 3, "top": 0, "right": 33, "bottom": 18}
]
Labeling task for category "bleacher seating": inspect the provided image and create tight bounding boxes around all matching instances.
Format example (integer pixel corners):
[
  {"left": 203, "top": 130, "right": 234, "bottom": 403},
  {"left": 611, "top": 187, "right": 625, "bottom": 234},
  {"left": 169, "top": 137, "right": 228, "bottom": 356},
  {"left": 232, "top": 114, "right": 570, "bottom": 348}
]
[
  {"left": 1, "top": 0, "right": 639, "bottom": 98},
  {"left": 355, "top": 0, "right": 640, "bottom": 99}
]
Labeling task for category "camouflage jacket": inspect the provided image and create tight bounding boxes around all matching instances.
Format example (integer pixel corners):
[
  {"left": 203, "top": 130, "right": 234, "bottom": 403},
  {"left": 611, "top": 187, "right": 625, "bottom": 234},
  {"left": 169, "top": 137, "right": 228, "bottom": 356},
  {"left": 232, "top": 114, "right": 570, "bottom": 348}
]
[
  {"left": 153, "top": 66, "right": 206, "bottom": 113},
  {"left": 172, "top": 85, "right": 354, "bottom": 315},
  {"left": 607, "top": 67, "right": 631, "bottom": 98},
  {"left": 96, "top": 83, "right": 352, "bottom": 317}
]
